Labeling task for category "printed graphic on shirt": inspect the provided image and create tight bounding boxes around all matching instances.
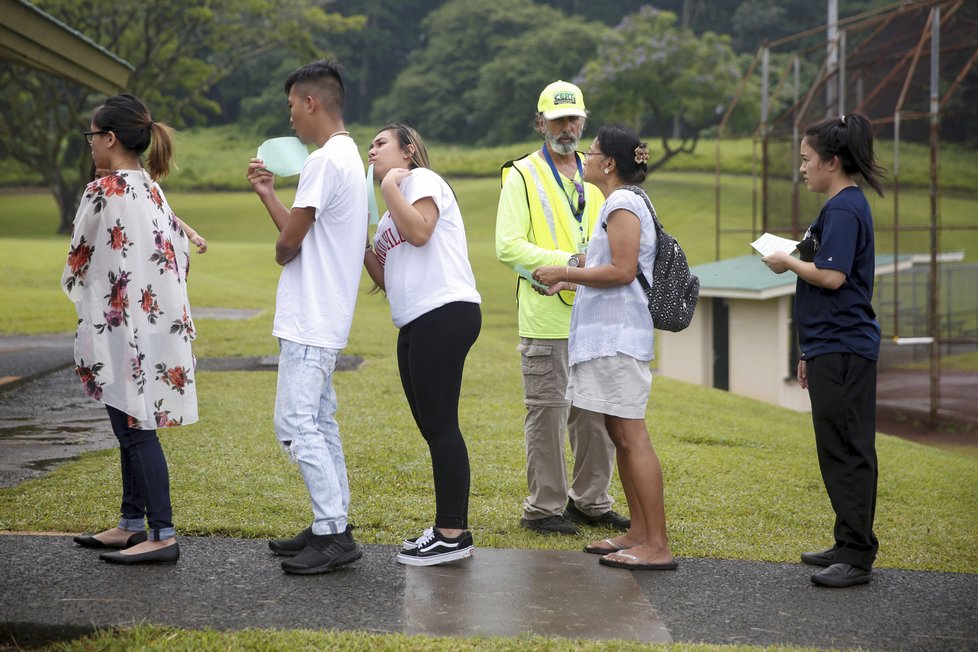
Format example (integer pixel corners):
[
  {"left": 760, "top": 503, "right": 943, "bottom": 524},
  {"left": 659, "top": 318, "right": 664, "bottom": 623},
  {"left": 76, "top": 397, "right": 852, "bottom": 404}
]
[{"left": 373, "top": 222, "right": 406, "bottom": 266}]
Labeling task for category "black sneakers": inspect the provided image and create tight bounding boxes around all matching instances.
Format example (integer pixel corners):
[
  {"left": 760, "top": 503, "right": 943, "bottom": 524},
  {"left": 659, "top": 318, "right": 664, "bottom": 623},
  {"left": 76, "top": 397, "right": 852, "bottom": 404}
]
[
  {"left": 280, "top": 526, "right": 362, "bottom": 575},
  {"left": 401, "top": 527, "right": 433, "bottom": 551},
  {"left": 396, "top": 528, "right": 474, "bottom": 566},
  {"left": 268, "top": 527, "right": 312, "bottom": 557}
]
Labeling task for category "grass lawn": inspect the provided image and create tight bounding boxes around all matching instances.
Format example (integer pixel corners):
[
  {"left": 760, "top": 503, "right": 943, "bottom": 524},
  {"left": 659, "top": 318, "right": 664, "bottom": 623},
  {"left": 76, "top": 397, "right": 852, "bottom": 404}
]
[
  {"left": 1, "top": 174, "right": 976, "bottom": 651},
  {"left": 42, "top": 625, "right": 820, "bottom": 652}
]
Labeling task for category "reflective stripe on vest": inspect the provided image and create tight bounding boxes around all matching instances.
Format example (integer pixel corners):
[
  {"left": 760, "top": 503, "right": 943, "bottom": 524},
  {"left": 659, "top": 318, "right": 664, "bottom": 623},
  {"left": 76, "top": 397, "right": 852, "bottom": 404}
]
[{"left": 503, "top": 151, "right": 603, "bottom": 305}]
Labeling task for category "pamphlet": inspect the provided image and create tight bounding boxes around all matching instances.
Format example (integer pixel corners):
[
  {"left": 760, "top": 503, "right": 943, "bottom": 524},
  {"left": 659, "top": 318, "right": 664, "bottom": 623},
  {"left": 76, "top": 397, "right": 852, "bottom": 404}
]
[
  {"left": 751, "top": 232, "right": 799, "bottom": 257},
  {"left": 366, "top": 163, "right": 380, "bottom": 225},
  {"left": 256, "top": 137, "right": 309, "bottom": 177},
  {"left": 514, "top": 265, "right": 548, "bottom": 290}
]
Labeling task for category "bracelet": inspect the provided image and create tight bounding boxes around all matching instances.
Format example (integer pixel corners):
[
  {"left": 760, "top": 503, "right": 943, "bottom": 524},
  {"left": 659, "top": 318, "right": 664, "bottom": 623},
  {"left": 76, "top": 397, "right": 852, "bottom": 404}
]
[{"left": 364, "top": 241, "right": 372, "bottom": 251}]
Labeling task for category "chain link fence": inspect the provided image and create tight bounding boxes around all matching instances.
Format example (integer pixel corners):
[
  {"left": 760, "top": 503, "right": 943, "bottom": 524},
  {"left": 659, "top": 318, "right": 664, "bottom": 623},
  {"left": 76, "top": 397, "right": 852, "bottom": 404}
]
[{"left": 714, "top": 0, "right": 978, "bottom": 422}]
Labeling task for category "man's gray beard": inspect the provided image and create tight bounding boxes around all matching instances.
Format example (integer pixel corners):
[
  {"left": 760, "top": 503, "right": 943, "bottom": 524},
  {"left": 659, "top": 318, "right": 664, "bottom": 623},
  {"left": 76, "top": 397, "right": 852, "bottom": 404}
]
[{"left": 548, "top": 134, "right": 578, "bottom": 156}]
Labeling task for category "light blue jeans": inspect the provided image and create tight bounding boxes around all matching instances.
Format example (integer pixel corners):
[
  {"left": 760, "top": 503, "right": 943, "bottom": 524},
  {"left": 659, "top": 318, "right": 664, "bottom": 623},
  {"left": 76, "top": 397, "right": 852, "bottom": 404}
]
[{"left": 274, "top": 339, "right": 350, "bottom": 535}]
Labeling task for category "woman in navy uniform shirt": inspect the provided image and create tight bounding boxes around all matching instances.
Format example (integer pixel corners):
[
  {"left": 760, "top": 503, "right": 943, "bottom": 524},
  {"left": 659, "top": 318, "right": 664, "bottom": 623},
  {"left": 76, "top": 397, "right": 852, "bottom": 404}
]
[{"left": 762, "top": 112, "right": 885, "bottom": 588}]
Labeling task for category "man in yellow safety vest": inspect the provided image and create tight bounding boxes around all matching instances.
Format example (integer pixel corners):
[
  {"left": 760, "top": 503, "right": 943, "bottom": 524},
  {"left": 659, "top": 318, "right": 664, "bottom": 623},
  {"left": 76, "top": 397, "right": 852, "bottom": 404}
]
[{"left": 495, "top": 80, "right": 630, "bottom": 535}]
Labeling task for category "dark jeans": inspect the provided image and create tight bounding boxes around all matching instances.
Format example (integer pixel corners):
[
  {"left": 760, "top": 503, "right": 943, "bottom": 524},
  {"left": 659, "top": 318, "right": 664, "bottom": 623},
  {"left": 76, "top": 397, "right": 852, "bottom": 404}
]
[
  {"left": 397, "top": 301, "right": 481, "bottom": 530},
  {"left": 807, "top": 353, "right": 879, "bottom": 569},
  {"left": 106, "top": 405, "right": 175, "bottom": 541}
]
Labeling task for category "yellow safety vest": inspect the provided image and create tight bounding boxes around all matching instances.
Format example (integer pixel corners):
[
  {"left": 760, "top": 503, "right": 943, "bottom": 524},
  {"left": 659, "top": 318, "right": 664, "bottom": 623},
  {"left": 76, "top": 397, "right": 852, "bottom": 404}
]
[{"left": 501, "top": 151, "right": 603, "bottom": 305}]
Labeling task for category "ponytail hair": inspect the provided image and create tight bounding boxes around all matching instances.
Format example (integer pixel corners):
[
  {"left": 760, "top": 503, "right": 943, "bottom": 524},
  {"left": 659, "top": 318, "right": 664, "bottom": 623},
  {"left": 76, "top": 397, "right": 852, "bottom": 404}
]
[
  {"left": 92, "top": 93, "right": 176, "bottom": 181},
  {"left": 804, "top": 112, "right": 886, "bottom": 197},
  {"left": 146, "top": 121, "right": 176, "bottom": 181}
]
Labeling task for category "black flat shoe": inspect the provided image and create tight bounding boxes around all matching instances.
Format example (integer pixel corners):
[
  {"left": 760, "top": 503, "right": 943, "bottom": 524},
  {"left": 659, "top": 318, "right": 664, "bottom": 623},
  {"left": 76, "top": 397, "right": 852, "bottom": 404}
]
[
  {"left": 811, "top": 562, "right": 871, "bottom": 588},
  {"left": 74, "top": 531, "right": 147, "bottom": 550},
  {"left": 99, "top": 542, "right": 179, "bottom": 565}
]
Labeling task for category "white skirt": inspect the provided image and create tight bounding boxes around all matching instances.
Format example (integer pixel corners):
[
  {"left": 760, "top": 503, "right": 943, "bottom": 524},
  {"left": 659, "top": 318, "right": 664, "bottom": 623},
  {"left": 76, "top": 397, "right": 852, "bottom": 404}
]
[{"left": 566, "top": 352, "right": 652, "bottom": 419}]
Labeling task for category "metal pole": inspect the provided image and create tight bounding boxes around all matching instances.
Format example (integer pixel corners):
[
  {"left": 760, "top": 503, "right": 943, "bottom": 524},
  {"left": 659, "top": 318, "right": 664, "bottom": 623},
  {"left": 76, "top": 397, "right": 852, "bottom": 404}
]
[
  {"left": 761, "top": 46, "right": 770, "bottom": 233},
  {"left": 791, "top": 55, "right": 801, "bottom": 239},
  {"left": 838, "top": 29, "right": 847, "bottom": 116},
  {"left": 893, "top": 112, "right": 901, "bottom": 338},
  {"left": 827, "top": 0, "right": 839, "bottom": 114},
  {"left": 715, "top": 130, "right": 721, "bottom": 261},
  {"left": 928, "top": 5, "right": 941, "bottom": 426}
]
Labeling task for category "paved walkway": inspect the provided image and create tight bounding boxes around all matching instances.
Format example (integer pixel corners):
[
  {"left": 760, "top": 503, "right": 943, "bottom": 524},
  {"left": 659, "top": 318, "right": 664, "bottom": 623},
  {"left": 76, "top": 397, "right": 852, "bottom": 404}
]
[
  {"left": 2, "top": 534, "right": 976, "bottom": 650},
  {"left": 1, "top": 334, "right": 977, "bottom": 649}
]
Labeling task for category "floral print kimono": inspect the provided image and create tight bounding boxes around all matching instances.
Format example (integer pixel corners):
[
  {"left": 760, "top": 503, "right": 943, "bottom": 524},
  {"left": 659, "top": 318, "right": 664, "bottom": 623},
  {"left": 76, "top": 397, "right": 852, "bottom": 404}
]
[{"left": 62, "top": 169, "right": 198, "bottom": 430}]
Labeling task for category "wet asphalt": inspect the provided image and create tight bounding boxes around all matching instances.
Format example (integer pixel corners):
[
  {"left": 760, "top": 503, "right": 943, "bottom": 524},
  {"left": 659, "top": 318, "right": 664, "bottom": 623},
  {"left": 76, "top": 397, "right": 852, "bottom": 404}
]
[{"left": 0, "top": 335, "right": 976, "bottom": 649}]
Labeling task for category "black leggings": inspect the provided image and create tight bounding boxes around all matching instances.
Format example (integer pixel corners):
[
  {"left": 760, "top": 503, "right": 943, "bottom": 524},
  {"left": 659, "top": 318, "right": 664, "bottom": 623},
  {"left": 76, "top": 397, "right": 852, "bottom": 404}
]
[{"left": 397, "top": 301, "right": 481, "bottom": 530}]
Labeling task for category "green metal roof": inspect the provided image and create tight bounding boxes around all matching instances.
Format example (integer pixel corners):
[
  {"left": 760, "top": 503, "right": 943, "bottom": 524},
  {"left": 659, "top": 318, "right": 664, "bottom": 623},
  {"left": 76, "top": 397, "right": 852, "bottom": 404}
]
[
  {"left": 691, "top": 254, "right": 913, "bottom": 300},
  {"left": 0, "top": 0, "right": 133, "bottom": 94}
]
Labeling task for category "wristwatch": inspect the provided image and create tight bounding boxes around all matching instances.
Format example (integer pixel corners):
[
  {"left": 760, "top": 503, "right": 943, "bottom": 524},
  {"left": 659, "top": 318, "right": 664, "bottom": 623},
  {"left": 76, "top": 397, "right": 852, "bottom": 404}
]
[{"left": 568, "top": 254, "right": 580, "bottom": 268}]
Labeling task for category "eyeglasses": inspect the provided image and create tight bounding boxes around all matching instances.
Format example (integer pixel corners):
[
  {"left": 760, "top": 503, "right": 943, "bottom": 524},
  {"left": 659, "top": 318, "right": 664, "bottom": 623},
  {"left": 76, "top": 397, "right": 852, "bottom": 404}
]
[
  {"left": 576, "top": 150, "right": 605, "bottom": 161},
  {"left": 83, "top": 130, "right": 109, "bottom": 144}
]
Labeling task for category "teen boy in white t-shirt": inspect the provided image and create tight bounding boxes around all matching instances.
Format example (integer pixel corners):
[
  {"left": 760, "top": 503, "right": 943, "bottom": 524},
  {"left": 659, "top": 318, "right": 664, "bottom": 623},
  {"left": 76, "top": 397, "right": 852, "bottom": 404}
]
[{"left": 247, "top": 60, "right": 367, "bottom": 575}]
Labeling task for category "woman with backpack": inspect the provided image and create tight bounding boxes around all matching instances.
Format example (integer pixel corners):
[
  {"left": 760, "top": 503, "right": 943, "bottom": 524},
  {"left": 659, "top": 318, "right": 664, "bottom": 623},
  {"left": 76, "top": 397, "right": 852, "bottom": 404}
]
[{"left": 533, "top": 123, "right": 676, "bottom": 571}]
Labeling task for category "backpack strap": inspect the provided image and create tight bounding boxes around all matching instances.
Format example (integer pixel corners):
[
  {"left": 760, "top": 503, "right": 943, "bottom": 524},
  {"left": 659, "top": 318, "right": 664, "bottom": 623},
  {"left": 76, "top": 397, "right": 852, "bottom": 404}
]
[{"left": 620, "top": 184, "right": 661, "bottom": 288}]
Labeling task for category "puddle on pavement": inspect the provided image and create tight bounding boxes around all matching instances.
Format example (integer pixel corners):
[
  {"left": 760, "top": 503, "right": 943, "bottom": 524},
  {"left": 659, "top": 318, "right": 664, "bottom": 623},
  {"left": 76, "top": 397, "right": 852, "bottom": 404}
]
[
  {"left": 0, "top": 366, "right": 116, "bottom": 487},
  {"left": 0, "top": 424, "right": 96, "bottom": 441},
  {"left": 23, "top": 457, "right": 68, "bottom": 472}
]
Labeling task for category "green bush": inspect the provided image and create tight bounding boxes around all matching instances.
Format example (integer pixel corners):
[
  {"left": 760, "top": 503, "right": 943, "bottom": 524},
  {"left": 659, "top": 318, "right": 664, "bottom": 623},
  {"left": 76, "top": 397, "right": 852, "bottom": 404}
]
[{"left": 3, "top": 126, "right": 977, "bottom": 191}]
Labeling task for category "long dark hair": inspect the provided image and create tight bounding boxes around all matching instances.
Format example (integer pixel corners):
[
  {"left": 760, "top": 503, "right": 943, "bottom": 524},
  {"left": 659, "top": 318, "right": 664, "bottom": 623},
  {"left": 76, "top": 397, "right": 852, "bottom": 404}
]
[
  {"left": 380, "top": 122, "right": 430, "bottom": 169},
  {"left": 596, "top": 123, "right": 648, "bottom": 185},
  {"left": 804, "top": 112, "right": 886, "bottom": 197},
  {"left": 92, "top": 94, "right": 175, "bottom": 181}
]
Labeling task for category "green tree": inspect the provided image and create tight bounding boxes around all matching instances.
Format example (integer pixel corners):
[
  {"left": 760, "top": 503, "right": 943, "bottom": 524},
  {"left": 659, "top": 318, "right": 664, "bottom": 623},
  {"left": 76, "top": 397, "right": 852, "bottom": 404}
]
[
  {"left": 371, "top": 0, "right": 605, "bottom": 144},
  {"left": 578, "top": 6, "right": 741, "bottom": 171},
  {"left": 326, "top": 0, "right": 443, "bottom": 124},
  {"left": 467, "top": 20, "right": 608, "bottom": 145},
  {"left": 0, "top": 0, "right": 362, "bottom": 234}
]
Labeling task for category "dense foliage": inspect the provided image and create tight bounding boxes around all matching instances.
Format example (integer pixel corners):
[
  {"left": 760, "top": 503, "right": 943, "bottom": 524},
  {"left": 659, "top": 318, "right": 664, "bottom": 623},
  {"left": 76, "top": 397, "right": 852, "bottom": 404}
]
[
  {"left": 3, "top": 0, "right": 976, "bottom": 233},
  {"left": 0, "top": 0, "right": 362, "bottom": 232}
]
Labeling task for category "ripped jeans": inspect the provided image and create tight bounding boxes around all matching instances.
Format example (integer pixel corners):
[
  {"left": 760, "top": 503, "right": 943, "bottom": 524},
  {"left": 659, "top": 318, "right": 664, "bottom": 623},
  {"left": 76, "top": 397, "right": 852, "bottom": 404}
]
[{"left": 274, "top": 339, "right": 350, "bottom": 535}]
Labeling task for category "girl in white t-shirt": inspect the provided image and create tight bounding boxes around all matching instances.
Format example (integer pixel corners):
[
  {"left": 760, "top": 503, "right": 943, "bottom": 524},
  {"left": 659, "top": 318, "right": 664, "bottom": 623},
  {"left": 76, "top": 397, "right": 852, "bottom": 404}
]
[{"left": 363, "top": 123, "right": 482, "bottom": 567}]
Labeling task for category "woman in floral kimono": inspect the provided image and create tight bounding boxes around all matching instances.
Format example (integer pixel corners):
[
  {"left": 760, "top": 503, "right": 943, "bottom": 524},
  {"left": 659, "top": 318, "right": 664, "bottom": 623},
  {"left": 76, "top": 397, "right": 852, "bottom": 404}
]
[{"left": 63, "top": 94, "right": 202, "bottom": 565}]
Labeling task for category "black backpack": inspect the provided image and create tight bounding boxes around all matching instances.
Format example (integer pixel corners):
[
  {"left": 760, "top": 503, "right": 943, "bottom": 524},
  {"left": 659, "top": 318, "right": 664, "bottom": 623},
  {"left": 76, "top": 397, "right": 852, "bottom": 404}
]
[{"left": 622, "top": 185, "right": 699, "bottom": 332}]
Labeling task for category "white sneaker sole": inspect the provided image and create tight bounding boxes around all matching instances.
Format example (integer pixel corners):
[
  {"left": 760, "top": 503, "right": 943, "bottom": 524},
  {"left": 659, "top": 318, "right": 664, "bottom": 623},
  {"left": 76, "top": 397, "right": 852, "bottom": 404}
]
[{"left": 396, "top": 545, "right": 474, "bottom": 566}]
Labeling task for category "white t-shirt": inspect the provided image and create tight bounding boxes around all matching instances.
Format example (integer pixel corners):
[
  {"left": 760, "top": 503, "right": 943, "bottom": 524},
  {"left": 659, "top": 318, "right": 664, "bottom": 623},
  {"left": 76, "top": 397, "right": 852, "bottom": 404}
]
[
  {"left": 568, "top": 189, "right": 658, "bottom": 366},
  {"left": 372, "top": 168, "right": 481, "bottom": 328},
  {"left": 273, "top": 135, "right": 367, "bottom": 349}
]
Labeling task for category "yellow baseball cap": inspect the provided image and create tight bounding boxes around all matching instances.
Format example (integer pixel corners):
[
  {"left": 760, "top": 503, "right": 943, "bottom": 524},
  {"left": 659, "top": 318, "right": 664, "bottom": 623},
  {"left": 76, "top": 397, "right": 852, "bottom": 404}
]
[{"left": 537, "top": 80, "right": 587, "bottom": 120}]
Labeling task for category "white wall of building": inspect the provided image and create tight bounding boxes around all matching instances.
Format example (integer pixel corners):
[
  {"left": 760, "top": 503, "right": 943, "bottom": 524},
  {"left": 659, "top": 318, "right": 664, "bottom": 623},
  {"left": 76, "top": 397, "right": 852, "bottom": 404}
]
[{"left": 658, "top": 295, "right": 810, "bottom": 412}]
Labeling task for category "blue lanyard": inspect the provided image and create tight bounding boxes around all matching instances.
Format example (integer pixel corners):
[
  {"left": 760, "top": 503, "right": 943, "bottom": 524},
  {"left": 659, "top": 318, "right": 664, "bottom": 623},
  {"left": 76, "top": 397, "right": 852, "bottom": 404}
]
[{"left": 541, "top": 146, "right": 585, "bottom": 224}]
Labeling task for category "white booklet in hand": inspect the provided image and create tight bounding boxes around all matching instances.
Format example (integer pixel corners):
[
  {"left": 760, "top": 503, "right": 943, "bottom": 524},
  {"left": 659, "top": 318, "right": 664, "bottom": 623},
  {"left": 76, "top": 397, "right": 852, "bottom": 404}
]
[{"left": 751, "top": 232, "right": 799, "bottom": 257}]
